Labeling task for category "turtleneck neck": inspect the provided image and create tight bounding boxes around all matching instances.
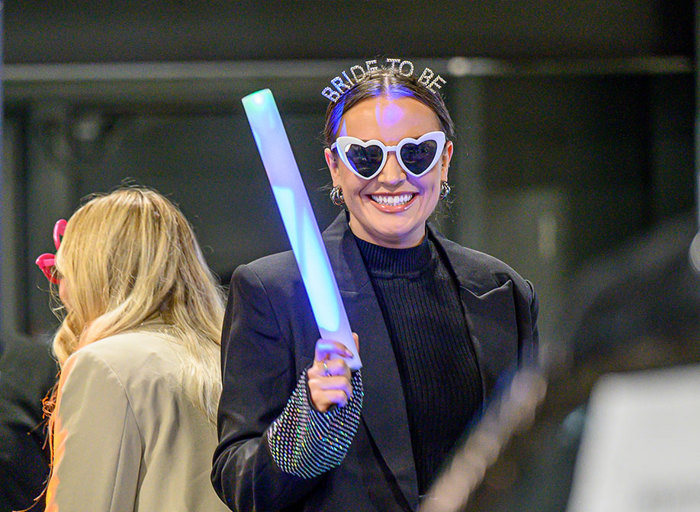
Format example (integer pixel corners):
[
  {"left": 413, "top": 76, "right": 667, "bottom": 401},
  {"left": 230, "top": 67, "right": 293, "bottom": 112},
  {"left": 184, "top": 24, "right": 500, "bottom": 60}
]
[{"left": 353, "top": 234, "right": 433, "bottom": 278}]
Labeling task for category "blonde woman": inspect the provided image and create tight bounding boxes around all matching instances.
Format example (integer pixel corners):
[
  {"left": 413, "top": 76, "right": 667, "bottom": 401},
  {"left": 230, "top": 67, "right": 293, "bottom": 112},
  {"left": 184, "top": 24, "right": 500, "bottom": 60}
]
[{"left": 36, "top": 188, "right": 230, "bottom": 512}]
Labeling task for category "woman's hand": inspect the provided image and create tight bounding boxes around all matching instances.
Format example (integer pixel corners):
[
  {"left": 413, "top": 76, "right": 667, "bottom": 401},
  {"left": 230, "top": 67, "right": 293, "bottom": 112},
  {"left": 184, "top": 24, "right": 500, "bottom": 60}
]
[{"left": 307, "top": 333, "right": 359, "bottom": 412}]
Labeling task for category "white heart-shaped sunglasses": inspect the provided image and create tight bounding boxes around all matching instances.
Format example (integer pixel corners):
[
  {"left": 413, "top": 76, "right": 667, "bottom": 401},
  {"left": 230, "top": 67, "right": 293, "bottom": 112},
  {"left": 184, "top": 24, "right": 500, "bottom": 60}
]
[{"left": 331, "top": 131, "right": 446, "bottom": 180}]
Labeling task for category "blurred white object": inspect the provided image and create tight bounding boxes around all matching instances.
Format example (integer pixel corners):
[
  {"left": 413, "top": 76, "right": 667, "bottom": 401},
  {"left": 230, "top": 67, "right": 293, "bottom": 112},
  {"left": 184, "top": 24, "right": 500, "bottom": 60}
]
[
  {"left": 690, "top": 231, "right": 700, "bottom": 273},
  {"left": 567, "top": 365, "right": 700, "bottom": 512},
  {"left": 421, "top": 368, "right": 547, "bottom": 512}
]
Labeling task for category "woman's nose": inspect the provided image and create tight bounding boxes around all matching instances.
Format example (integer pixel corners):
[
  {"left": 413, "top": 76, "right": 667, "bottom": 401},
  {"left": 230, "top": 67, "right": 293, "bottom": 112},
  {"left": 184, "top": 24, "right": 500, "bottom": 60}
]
[{"left": 377, "top": 153, "right": 406, "bottom": 185}]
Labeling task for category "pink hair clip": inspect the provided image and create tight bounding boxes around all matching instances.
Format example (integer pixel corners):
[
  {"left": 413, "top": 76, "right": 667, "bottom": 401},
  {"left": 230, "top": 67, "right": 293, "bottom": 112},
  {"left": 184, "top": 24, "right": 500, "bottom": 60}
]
[{"left": 35, "top": 219, "right": 67, "bottom": 284}]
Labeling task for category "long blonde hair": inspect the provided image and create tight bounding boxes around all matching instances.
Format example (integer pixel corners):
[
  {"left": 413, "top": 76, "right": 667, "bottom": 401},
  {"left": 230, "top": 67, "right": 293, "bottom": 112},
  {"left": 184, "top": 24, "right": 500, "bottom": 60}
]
[{"left": 52, "top": 187, "right": 225, "bottom": 422}]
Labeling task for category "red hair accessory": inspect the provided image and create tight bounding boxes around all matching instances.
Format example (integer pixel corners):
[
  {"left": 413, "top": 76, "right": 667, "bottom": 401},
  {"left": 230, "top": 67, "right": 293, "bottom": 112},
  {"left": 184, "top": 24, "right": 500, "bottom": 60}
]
[{"left": 35, "top": 219, "right": 67, "bottom": 284}]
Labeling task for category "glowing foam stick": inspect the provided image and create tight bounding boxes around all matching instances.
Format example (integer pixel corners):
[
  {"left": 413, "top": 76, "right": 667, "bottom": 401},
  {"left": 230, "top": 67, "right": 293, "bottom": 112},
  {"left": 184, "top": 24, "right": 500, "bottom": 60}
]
[{"left": 242, "top": 89, "right": 361, "bottom": 370}]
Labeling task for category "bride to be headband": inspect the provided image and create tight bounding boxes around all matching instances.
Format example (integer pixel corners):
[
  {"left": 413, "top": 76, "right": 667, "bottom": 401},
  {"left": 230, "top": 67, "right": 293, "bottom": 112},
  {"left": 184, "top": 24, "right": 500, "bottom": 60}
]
[{"left": 321, "top": 58, "right": 447, "bottom": 102}]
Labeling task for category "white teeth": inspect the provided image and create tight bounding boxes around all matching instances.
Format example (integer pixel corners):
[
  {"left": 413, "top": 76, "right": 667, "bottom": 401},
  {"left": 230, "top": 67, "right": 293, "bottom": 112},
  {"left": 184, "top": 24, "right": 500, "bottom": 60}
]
[{"left": 371, "top": 193, "right": 413, "bottom": 206}]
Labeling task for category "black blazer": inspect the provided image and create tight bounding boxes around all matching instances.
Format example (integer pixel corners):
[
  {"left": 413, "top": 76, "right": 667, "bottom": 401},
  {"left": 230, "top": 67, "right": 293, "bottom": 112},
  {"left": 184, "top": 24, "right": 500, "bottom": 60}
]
[{"left": 212, "top": 213, "right": 538, "bottom": 512}]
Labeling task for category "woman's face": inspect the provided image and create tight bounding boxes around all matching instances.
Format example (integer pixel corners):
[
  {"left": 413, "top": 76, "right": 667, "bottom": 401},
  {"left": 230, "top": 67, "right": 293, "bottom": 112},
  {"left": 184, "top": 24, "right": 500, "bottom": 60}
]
[{"left": 325, "top": 95, "right": 453, "bottom": 249}]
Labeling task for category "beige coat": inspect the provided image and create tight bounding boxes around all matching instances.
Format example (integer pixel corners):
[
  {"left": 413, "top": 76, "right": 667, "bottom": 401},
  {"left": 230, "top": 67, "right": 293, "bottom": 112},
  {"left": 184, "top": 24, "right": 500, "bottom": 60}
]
[{"left": 46, "top": 330, "right": 229, "bottom": 512}]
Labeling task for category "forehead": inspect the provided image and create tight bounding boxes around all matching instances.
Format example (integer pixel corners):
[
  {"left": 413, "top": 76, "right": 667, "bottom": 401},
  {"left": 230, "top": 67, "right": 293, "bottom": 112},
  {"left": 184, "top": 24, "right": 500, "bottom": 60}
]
[{"left": 337, "top": 95, "right": 441, "bottom": 142}]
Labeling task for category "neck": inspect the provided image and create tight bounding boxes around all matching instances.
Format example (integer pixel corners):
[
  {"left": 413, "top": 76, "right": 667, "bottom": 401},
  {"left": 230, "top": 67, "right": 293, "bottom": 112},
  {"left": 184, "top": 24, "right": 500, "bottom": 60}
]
[{"left": 348, "top": 217, "right": 426, "bottom": 249}]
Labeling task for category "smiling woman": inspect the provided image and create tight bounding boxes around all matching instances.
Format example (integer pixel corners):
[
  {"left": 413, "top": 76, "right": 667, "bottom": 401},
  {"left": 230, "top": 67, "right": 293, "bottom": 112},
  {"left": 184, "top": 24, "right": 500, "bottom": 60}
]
[
  {"left": 325, "top": 96, "right": 452, "bottom": 248},
  {"left": 212, "top": 66, "right": 539, "bottom": 512}
]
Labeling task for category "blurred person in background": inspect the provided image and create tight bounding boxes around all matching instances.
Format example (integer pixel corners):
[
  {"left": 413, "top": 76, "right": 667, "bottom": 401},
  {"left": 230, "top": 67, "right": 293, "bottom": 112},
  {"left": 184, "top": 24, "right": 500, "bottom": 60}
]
[{"left": 464, "top": 215, "right": 700, "bottom": 512}]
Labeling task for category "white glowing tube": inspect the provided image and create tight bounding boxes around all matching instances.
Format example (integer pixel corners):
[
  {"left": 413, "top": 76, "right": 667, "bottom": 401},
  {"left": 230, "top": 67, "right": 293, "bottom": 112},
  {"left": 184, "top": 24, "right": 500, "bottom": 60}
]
[{"left": 242, "top": 89, "right": 361, "bottom": 370}]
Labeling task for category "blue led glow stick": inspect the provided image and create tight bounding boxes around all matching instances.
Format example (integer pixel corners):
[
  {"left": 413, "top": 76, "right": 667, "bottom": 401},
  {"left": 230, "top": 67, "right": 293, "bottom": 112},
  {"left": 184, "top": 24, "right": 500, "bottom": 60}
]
[{"left": 242, "top": 89, "right": 361, "bottom": 370}]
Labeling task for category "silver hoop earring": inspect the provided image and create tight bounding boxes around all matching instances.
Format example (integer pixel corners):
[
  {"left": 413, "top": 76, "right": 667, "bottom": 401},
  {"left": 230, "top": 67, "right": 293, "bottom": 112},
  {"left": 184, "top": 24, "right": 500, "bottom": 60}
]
[
  {"left": 330, "top": 185, "right": 345, "bottom": 206},
  {"left": 439, "top": 181, "right": 451, "bottom": 200}
]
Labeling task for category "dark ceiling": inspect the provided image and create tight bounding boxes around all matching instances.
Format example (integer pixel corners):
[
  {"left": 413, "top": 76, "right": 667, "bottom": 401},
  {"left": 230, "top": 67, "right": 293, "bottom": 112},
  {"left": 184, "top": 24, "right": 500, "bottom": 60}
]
[{"left": 4, "top": 1, "right": 694, "bottom": 64}]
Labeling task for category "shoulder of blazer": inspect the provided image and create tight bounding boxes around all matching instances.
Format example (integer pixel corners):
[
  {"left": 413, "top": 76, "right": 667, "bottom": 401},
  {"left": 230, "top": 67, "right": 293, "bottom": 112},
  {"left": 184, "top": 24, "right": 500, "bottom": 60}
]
[
  {"left": 238, "top": 249, "right": 299, "bottom": 283},
  {"left": 427, "top": 223, "right": 535, "bottom": 303},
  {"left": 65, "top": 331, "right": 187, "bottom": 391}
]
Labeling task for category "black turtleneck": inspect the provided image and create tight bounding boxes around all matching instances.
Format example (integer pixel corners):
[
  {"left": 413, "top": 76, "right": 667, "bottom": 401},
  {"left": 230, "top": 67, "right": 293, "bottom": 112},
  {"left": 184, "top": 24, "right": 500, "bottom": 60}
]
[{"left": 355, "top": 234, "right": 483, "bottom": 494}]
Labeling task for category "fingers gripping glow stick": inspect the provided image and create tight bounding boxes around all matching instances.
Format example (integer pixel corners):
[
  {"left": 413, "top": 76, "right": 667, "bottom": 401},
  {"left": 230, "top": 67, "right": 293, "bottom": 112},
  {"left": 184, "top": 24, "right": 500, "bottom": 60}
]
[{"left": 242, "top": 89, "right": 361, "bottom": 370}]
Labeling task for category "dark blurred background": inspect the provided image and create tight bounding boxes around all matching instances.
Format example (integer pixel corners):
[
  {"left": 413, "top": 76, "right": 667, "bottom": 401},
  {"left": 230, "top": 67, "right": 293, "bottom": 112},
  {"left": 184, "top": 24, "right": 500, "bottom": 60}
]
[{"left": 1, "top": 1, "right": 698, "bottom": 511}]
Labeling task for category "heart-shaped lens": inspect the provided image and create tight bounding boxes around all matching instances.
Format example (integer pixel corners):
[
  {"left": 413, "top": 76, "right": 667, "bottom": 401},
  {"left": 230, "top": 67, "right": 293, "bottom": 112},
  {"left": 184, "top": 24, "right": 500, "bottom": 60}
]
[
  {"left": 346, "top": 144, "right": 384, "bottom": 178},
  {"left": 400, "top": 140, "right": 438, "bottom": 175}
]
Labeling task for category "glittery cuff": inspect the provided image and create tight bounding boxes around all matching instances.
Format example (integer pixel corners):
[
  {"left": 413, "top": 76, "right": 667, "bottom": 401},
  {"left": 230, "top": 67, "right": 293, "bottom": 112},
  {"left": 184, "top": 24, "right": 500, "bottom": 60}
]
[{"left": 267, "top": 369, "right": 363, "bottom": 479}]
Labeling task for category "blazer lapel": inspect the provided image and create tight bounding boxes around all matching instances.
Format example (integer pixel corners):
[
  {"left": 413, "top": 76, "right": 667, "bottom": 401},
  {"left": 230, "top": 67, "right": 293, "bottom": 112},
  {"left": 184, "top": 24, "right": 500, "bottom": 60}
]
[
  {"left": 429, "top": 227, "right": 519, "bottom": 405},
  {"left": 458, "top": 281, "right": 519, "bottom": 404},
  {"left": 324, "top": 214, "right": 419, "bottom": 508}
]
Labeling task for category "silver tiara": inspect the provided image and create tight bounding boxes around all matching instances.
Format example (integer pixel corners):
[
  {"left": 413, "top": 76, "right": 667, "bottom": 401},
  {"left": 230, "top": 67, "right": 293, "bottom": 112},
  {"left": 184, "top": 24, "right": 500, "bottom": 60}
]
[{"left": 321, "top": 58, "right": 446, "bottom": 103}]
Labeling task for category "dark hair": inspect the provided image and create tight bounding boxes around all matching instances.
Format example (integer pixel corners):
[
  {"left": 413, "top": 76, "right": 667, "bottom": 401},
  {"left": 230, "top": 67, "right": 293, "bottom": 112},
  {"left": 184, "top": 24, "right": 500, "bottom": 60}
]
[{"left": 322, "top": 68, "right": 455, "bottom": 147}]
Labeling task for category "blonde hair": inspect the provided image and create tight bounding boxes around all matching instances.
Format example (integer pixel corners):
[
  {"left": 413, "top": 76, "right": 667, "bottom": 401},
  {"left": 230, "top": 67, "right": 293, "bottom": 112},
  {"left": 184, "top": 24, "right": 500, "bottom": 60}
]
[{"left": 52, "top": 187, "right": 225, "bottom": 422}]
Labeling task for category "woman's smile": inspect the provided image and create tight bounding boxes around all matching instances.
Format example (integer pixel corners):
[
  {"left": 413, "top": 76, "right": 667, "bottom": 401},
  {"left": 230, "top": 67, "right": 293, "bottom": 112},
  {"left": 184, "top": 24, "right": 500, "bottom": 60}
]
[{"left": 369, "top": 192, "right": 417, "bottom": 210}]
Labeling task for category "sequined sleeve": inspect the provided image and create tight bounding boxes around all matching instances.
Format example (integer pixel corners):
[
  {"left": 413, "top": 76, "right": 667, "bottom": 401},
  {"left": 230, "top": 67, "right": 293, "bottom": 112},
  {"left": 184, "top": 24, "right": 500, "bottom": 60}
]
[{"left": 267, "top": 368, "right": 363, "bottom": 479}]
